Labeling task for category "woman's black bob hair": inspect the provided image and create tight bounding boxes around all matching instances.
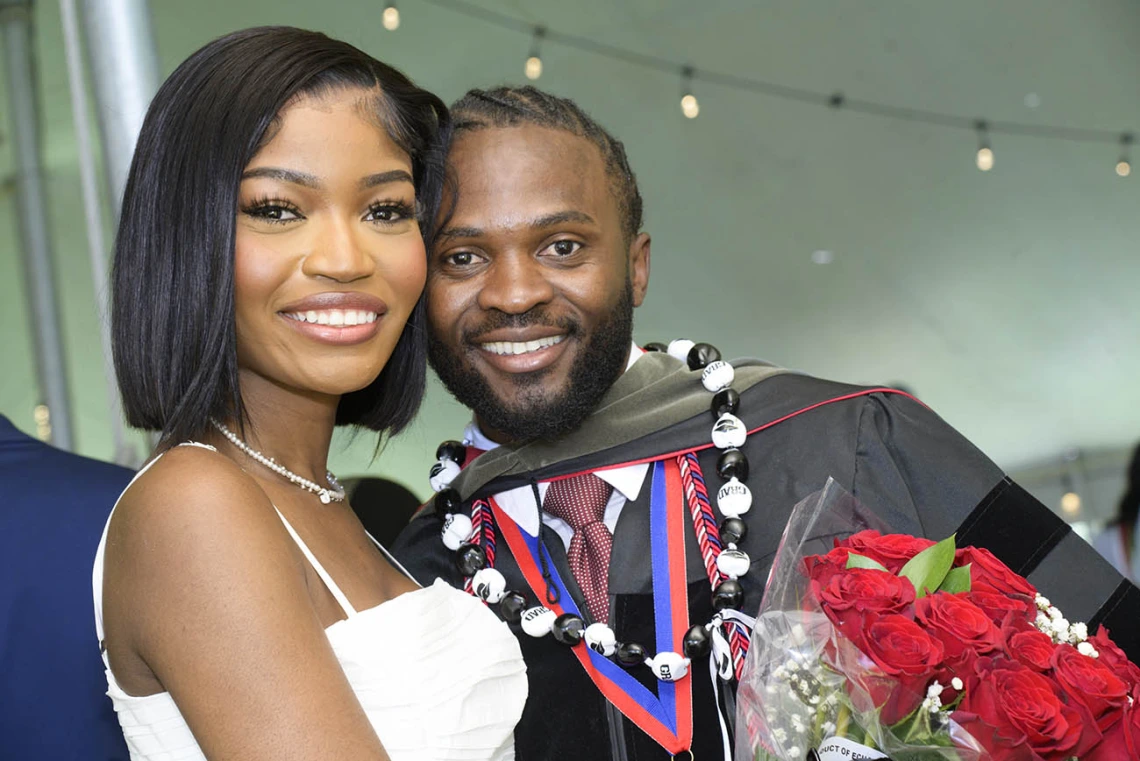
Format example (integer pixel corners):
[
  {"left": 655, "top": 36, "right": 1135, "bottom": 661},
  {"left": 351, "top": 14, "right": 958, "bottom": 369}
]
[{"left": 112, "top": 27, "right": 449, "bottom": 447}]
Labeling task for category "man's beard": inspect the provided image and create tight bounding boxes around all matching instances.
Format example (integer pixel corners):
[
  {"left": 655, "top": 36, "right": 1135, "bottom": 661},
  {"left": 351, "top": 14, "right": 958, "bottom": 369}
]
[{"left": 429, "top": 285, "right": 634, "bottom": 444}]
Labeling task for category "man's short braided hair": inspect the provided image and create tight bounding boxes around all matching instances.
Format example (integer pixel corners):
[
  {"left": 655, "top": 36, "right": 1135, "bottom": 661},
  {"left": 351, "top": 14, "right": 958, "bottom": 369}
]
[{"left": 449, "top": 85, "right": 643, "bottom": 242}]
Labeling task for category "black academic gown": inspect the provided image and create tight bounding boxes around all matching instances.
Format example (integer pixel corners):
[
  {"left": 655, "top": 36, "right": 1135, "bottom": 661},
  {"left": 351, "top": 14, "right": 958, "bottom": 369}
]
[{"left": 392, "top": 367, "right": 1139, "bottom": 761}]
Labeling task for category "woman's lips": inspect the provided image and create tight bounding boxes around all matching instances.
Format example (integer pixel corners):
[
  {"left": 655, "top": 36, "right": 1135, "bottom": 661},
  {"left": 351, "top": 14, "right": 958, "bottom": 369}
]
[
  {"left": 280, "top": 309, "right": 384, "bottom": 345},
  {"left": 277, "top": 292, "right": 389, "bottom": 346}
]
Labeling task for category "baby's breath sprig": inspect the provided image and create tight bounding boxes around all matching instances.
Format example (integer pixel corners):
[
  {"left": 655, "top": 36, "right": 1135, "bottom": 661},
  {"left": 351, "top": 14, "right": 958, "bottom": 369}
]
[{"left": 1033, "top": 594, "right": 1098, "bottom": 656}]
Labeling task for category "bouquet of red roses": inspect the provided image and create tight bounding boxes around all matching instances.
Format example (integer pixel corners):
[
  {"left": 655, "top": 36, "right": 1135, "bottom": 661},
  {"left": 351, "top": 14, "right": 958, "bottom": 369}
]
[{"left": 735, "top": 479, "right": 1140, "bottom": 761}]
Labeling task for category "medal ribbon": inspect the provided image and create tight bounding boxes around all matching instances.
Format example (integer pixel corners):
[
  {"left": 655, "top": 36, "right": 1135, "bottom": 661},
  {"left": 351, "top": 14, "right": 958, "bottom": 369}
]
[{"left": 491, "top": 458, "right": 693, "bottom": 754}]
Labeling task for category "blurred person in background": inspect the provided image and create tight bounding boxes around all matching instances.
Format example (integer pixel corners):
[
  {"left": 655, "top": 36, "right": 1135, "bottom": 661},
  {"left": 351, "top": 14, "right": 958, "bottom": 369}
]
[
  {"left": 1092, "top": 443, "right": 1140, "bottom": 582},
  {"left": 344, "top": 476, "right": 422, "bottom": 547},
  {"left": 93, "top": 27, "right": 524, "bottom": 761},
  {"left": 0, "top": 413, "right": 131, "bottom": 760}
]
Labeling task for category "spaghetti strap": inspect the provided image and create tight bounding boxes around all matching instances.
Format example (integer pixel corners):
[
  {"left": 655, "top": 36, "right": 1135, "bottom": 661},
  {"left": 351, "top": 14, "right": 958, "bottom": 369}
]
[
  {"left": 365, "top": 532, "right": 422, "bottom": 588},
  {"left": 94, "top": 442, "right": 219, "bottom": 644},
  {"left": 272, "top": 509, "right": 358, "bottom": 617}
]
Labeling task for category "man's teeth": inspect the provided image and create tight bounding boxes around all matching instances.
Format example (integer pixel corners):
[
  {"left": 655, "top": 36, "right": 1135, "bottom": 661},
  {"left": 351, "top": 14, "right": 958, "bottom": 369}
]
[
  {"left": 481, "top": 335, "right": 566, "bottom": 356},
  {"left": 283, "top": 310, "right": 379, "bottom": 326}
]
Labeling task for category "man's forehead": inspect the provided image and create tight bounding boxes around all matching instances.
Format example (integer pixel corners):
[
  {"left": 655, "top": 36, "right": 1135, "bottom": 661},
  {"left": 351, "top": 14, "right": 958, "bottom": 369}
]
[
  {"left": 450, "top": 126, "right": 605, "bottom": 193},
  {"left": 443, "top": 125, "right": 614, "bottom": 235}
]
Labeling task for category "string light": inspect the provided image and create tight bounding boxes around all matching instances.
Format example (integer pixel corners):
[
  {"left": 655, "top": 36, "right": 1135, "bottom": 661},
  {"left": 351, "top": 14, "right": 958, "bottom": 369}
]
[
  {"left": 1116, "top": 133, "right": 1132, "bottom": 177},
  {"left": 421, "top": 0, "right": 1137, "bottom": 171},
  {"left": 975, "top": 120, "right": 994, "bottom": 171},
  {"left": 382, "top": 3, "right": 400, "bottom": 31},
  {"left": 1059, "top": 469, "right": 1082, "bottom": 516},
  {"left": 1060, "top": 492, "right": 1081, "bottom": 515},
  {"left": 680, "top": 66, "right": 699, "bottom": 119},
  {"left": 33, "top": 404, "right": 51, "bottom": 442},
  {"left": 525, "top": 26, "right": 545, "bottom": 80}
]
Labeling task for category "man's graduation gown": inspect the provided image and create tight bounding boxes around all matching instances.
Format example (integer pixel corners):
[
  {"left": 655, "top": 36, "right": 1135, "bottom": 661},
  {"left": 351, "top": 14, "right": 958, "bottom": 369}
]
[{"left": 392, "top": 352, "right": 1139, "bottom": 761}]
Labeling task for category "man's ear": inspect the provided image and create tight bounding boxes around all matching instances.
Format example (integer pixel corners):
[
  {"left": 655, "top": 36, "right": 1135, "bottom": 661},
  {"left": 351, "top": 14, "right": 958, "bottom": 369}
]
[{"left": 628, "top": 232, "right": 651, "bottom": 307}]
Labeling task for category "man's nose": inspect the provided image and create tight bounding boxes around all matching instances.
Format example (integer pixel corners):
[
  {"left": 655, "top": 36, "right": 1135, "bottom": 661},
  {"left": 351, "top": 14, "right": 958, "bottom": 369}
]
[{"left": 476, "top": 252, "right": 555, "bottom": 314}]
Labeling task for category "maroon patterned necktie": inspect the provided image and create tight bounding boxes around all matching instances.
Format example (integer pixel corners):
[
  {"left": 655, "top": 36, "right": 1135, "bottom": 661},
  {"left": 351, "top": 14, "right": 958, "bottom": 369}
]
[{"left": 543, "top": 473, "right": 615, "bottom": 624}]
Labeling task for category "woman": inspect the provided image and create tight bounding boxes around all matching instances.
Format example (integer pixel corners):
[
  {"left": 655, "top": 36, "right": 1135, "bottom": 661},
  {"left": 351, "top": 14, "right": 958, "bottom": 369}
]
[{"left": 93, "top": 27, "right": 526, "bottom": 760}]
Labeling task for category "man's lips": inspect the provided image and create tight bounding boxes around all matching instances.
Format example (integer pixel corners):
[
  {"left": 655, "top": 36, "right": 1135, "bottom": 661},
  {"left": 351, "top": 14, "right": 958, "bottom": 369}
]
[
  {"left": 470, "top": 332, "right": 571, "bottom": 374},
  {"left": 477, "top": 334, "right": 567, "bottom": 357}
]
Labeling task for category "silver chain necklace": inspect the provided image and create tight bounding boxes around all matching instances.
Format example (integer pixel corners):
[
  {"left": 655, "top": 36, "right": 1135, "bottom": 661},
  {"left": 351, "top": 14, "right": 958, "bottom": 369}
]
[{"left": 211, "top": 419, "right": 345, "bottom": 504}]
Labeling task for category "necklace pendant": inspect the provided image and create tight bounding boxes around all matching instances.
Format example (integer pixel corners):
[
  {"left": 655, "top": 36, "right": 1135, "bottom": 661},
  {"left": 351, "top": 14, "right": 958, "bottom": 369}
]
[{"left": 319, "top": 491, "right": 331, "bottom": 505}]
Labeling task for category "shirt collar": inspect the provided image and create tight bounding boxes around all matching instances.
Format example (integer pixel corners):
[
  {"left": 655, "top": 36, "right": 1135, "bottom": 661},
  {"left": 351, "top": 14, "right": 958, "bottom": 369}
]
[
  {"left": 488, "top": 461, "right": 651, "bottom": 537},
  {"left": 593, "top": 462, "right": 649, "bottom": 503}
]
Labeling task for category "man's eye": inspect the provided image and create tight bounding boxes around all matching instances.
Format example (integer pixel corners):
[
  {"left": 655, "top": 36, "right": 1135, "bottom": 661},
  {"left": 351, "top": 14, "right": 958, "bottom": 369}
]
[
  {"left": 447, "top": 251, "right": 477, "bottom": 267},
  {"left": 549, "top": 240, "right": 581, "bottom": 257}
]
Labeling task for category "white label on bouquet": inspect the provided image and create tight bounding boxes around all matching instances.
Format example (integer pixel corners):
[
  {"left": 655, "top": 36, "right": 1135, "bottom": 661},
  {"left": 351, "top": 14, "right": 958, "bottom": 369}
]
[{"left": 817, "top": 736, "right": 889, "bottom": 761}]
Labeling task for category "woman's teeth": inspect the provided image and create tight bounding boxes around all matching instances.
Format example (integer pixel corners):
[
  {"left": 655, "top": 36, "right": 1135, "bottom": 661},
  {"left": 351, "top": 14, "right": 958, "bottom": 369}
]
[
  {"left": 481, "top": 335, "right": 566, "bottom": 356},
  {"left": 283, "top": 310, "right": 379, "bottom": 326}
]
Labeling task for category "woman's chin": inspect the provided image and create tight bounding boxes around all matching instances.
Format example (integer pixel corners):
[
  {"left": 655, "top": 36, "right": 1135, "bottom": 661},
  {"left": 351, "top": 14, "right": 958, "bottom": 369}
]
[{"left": 289, "top": 364, "right": 390, "bottom": 398}]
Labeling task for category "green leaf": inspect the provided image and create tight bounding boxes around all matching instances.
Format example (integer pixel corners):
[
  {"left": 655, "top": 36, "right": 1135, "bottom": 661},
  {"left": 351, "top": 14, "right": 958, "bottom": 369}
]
[
  {"left": 898, "top": 534, "right": 958, "bottom": 598},
  {"left": 845, "top": 553, "right": 891, "bottom": 573},
  {"left": 938, "top": 564, "right": 972, "bottom": 594}
]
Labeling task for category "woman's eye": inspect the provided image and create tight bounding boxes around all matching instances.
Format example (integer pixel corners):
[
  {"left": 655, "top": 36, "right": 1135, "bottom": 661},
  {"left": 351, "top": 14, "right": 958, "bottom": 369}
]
[
  {"left": 548, "top": 240, "right": 581, "bottom": 257},
  {"left": 367, "top": 203, "right": 414, "bottom": 224},
  {"left": 246, "top": 204, "right": 301, "bottom": 223}
]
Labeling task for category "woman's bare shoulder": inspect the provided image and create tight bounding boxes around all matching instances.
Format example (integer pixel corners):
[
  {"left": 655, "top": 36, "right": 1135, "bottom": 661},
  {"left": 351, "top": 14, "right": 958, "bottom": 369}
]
[{"left": 105, "top": 444, "right": 300, "bottom": 597}]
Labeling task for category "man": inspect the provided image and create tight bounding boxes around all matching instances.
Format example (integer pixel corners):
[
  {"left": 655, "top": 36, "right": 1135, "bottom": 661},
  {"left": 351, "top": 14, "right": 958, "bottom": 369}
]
[
  {"left": 391, "top": 86, "right": 1139, "bottom": 760},
  {"left": 0, "top": 414, "right": 132, "bottom": 760}
]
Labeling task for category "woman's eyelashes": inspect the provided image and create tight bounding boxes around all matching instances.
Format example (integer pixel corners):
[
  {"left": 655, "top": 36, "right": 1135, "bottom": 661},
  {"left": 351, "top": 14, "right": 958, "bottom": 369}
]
[
  {"left": 365, "top": 200, "right": 416, "bottom": 225},
  {"left": 241, "top": 196, "right": 304, "bottom": 224},
  {"left": 239, "top": 197, "right": 417, "bottom": 227}
]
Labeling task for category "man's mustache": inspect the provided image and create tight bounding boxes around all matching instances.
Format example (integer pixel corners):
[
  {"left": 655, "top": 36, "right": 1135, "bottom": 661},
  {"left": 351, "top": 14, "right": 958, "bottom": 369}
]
[{"left": 463, "top": 310, "right": 581, "bottom": 344}]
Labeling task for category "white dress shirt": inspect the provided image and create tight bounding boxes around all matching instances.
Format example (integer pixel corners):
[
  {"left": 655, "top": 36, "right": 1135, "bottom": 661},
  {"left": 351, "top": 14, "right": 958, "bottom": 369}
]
[{"left": 462, "top": 342, "right": 649, "bottom": 549}]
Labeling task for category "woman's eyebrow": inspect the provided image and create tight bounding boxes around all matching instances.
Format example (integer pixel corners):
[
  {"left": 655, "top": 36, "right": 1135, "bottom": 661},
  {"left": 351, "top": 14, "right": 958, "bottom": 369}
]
[
  {"left": 360, "top": 170, "right": 413, "bottom": 189},
  {"left": 240, "top": 166, "right": 321, "bottom": 188}
]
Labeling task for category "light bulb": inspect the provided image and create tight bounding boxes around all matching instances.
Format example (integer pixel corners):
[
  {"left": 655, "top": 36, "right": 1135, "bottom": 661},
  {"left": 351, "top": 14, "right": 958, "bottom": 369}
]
[
  {"left": 1117, "top": 159, "right": 1131, "bottom": 177},
  {"left": 1060, "top": 492, "right": 1081, "bottom": 515},
  {"left": 811, "top": 250, "right": 834, "bottom": 265},
  {"left": 382, "top": 5, "right": 400, "bottom": 31},
  {"left": 976, "top": 146, "right": 994, "bottom": 172},
  {"left": 525, "top": 56, "right": 543, "bottom": 80},
  {"left": 681, "top": 93, "right": 699, "bottom": 119}
]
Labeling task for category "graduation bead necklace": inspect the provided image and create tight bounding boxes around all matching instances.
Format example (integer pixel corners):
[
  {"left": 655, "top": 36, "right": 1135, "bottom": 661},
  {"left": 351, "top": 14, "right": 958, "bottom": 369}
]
[{"left": 428, "top": 341, "right": 756, "bottom": 684}]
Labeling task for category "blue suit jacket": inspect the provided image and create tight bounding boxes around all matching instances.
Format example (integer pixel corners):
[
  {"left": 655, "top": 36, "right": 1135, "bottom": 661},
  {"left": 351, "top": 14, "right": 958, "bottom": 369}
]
[{"left": 0, "top": 415, "right": 132, "bottom": 760}]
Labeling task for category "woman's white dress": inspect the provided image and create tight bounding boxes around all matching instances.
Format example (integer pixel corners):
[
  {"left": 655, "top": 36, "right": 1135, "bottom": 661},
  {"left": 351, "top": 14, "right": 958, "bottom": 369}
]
[{"left": 92, "top": 443, "right": 527, "bottom": 760}]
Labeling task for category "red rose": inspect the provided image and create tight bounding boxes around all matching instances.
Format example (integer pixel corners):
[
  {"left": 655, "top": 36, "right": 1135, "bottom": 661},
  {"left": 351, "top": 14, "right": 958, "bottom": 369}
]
[
  {"left": 1008, "top": 629, "right": 1057, "bottom": 672},
  {"left": 803, "top": 546, "right": 851, "bottom": 591},
  {"left": 1084, "top": 683, "right": 1140, "bottom": 761},
  {"left": 814, "top": 568, "right": 916, "bottom": 645},
  {"left": 966, "top": 588, "right": 1037, "bottom": 626},
  {"left": 955, "top": 546, "right": 1037, "bottom": 598},
  {"left": 1052, "top": 644, "right": 1130, "bottom": 732},
  {"left": 916, "top": 592, "right": 1004, "bottom": 666},
  {"left": 953, "top": 656, "right": 1101, "bottom": 761},
  {"left": 836, "top": 530, "right": 935, "bottom": 573},
  {"left": 852, "top": 613, "right": 945, "bottom": 724},
  {"left": 1088, "top": 626, "right": 1140, "bottom": 690}
]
